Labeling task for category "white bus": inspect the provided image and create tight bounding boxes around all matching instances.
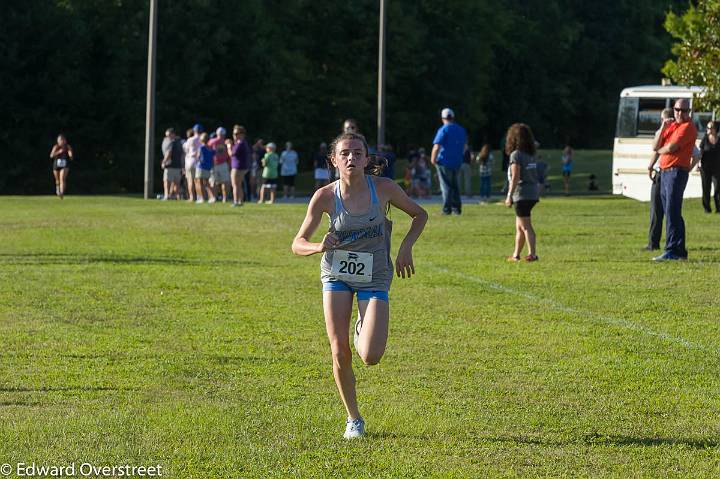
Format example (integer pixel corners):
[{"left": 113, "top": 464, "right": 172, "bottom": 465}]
[{"left": 612, "top": 85, "right": 712, "bottom": 201}]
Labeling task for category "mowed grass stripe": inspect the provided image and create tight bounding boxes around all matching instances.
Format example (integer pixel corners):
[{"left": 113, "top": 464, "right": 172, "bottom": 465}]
[{"left": 425, "top": 262, "right": 712, "bottom": 353}]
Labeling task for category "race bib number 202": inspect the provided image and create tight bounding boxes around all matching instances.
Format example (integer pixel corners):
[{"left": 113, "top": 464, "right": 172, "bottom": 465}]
[{"left": 330, "top": 250, "right": 373, "bottom": 283}]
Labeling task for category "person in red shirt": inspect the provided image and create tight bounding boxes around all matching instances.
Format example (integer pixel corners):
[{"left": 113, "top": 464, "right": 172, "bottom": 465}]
[
  {"left": 645, "top": 108, "right": 674, "bottom": 251},
  {"left": 651, "top": 98, "right": 700, "bottom": 261}
]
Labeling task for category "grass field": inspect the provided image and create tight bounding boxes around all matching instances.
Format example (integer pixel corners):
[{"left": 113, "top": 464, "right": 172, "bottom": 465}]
[{"left": 1, "top": 194, "right": 720, "bottom": 478}]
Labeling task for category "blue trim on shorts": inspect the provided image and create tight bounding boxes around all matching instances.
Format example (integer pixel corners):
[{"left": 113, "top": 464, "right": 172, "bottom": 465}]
[{"left": 322, "top": 281, "right": 389, "bottom": 302}]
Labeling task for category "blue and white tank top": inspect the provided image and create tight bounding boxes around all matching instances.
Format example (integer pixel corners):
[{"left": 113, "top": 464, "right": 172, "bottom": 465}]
[{"left": 320, "top": 176, "right": 393, "bottom": 290}]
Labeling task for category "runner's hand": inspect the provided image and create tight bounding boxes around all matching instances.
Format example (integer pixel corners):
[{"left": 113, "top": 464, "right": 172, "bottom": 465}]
[
  {"left": 319, "top": 232, "right": 339, "bottom": 252},
  {"left": 505, "top": 196, "right": 513, "bottom": 207},
  {"left": 395, "top": 244, "right": 415, "bottom": 278}
]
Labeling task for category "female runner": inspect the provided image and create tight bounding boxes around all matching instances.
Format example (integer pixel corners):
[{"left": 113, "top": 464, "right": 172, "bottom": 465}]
[
  {"left": 292, "top": 132, "right": 427, "bottom": 438},
  {"left": 50, "top": 134, "right": 73, "bottom": 199}
]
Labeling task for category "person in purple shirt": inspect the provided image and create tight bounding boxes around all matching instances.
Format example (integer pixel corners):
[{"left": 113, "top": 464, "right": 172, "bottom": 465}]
[
  {"left": 230, "top": 125, "right": 252, "bottom": 207},
  {"left": 431, "top": 108, "right": 467, "bottom": 215}
]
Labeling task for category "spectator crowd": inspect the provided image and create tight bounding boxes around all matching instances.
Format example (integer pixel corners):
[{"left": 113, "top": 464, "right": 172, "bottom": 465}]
[{"left": 160, "top": 124, "right": 306, "bottom": 206}]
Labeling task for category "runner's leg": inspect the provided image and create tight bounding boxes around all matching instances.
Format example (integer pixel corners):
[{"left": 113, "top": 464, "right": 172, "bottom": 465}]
[
  {"left": 355, "top": 298, "right": 389, "bottom": 365},
  {"left": 323, "top": 291, "right": 361, "bottom": 420}
]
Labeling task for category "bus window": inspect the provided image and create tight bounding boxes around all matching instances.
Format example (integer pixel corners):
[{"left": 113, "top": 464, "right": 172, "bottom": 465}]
[
  {"left": 637, "top": 98, "right": 667, "bottom": 136},
  {"left": 616, "top": 97, "right": 638, "bottom": 138}
]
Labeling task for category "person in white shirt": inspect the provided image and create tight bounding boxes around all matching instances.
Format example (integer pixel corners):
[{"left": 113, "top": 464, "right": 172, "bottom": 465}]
[
  {"left": 183, "top": 126, "right": 202, "bottom": 202},
  {"left": 280, "top": 141, "right": 299, "bottom": 199}
]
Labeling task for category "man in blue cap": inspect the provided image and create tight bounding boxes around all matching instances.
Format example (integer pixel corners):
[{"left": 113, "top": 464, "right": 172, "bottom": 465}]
[{"left": 431, "top": 108, "right": 467, "bottom": 215}]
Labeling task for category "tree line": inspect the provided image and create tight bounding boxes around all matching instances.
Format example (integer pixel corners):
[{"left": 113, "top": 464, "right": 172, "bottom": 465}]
[
  {"left": 664, "top": 0, "right": 720, "bottom": 113},
  {"left": 1, "top": 0, "right": 687, "bottom": 194}
]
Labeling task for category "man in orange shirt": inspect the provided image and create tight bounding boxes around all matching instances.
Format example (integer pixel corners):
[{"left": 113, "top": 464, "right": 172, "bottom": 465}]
[{"left": 651, "top": 98, "right": 699, "bottom": 261}]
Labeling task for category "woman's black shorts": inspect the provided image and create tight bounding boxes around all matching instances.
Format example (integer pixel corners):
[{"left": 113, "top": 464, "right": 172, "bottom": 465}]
[{"left": 514, "top": 199, "right": 538, "bottom": 217}]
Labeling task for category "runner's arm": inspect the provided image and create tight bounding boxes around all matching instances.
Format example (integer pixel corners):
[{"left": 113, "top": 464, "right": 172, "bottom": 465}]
[
  {"left": 386, "top": 180, "right": 427, "bottom": 248},
  {"left": 292, "top": 189, "right": 336, "bottom": 256},
  {"left": 385, "top": 180, "right": 428, "bottom": 278}
]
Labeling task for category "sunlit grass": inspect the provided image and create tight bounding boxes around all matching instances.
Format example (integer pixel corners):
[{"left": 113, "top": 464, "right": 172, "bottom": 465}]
[{"left": 1, "top": 194, "right": 719, "bottom": 478}]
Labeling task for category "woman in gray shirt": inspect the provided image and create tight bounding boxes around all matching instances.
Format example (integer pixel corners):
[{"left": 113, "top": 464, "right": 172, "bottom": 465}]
[{"left": 504, "top": 123, "right": 540, "bottom": 261}]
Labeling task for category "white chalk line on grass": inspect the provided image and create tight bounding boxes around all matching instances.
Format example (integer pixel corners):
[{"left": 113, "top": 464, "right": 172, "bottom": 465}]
[{"left": 426, "top": 263, "right": 716, "bottom": 354}]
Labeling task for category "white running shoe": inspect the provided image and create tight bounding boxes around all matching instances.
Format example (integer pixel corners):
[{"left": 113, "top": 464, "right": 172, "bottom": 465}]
[
  {"left": 195, "top": 199, "right": 204, "bottom": 204},
  {"left": 353, "top": 312, "right": 363, "bottom": 352},
  {"left": 343, "top": 417, "right": 365, "bottom": 439},
  {"left": 208, "top": 198, "right": 216, "bottom": 204}
]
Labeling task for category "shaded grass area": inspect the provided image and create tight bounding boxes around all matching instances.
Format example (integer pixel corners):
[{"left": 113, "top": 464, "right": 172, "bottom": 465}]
[{"left": 1, "top": 195, "right": 720, "bottom": 477}]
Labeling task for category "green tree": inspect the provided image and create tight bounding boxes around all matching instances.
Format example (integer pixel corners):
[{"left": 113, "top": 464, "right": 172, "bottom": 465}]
[
  {"left": 0, "top": 0, "right": 693, "bottom": 194},
  {"left": 663, "top": 0, "right": 720, "bottom": 112}
]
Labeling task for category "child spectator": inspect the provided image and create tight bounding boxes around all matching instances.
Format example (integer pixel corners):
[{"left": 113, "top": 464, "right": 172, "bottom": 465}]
[
  {"left": 477, "top": 144, "right": 493, "bottom": 202},
  {"left": 411, "top": 154, "right": 432, "bottom": 198},
  {"left": 588, "top": 174, "right": 599, "bottom": 191},
  {"left": 561, "top": 145, "right": 573, "bottom": 195},
  {"left": 195, "top": 133, "right": 216, "bottom": 203},
  {"left": 536, "top": 160, "right": 549, "bottom": 195},
  {"left": 280, "top": 141, "right": 299, "bottom": 199},
  {"left": 258, "top": 142, "right": 279, "bottom": 204},
  {"left": 402, "top": 162, "right": 413, "bottom": 194}
]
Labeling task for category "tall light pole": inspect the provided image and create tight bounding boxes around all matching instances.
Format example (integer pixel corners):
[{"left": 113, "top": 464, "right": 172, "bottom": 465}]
[
  {"left": 377, "top": 0, "right": 387, "bottom": 148},
  {"left": 144, "top": 0, "right": 158, "bottom": 199}
]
